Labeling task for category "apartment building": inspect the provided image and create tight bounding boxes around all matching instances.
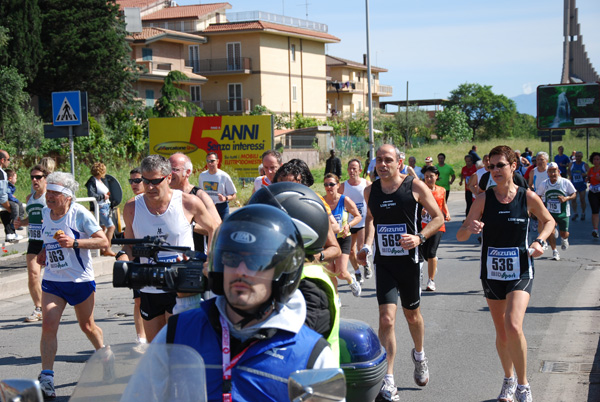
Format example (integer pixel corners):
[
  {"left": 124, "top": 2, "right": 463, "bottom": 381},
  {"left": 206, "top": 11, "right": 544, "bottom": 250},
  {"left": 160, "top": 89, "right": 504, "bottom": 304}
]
[{"left": 326, "top": 55, "right": 393, "bottom": 117}]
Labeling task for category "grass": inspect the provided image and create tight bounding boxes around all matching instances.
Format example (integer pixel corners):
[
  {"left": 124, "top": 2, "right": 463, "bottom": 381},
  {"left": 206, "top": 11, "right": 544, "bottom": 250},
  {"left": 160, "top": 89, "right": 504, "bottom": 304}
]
[{"left": 9, "top": 135, "right": 599, "bottom": 208}]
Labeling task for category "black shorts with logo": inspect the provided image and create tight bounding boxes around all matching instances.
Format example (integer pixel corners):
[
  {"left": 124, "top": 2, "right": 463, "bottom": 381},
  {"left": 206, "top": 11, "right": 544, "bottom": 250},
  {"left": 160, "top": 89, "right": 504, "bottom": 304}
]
[
  {"left": 139, "top": 292, "right": 176, "bottom": 320},
  {"left": 375, "top": 261, "right": 421, "bottom": 310},
  {"left": 481, "top": 278, "right": 533, "bottom": 300}
]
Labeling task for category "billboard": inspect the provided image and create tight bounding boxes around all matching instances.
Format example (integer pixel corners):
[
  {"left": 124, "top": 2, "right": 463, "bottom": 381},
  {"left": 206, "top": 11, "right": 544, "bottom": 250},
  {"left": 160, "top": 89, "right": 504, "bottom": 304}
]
[
  {"left": 537, "top": 83, "right": 600, "bottom": 129},
  {"left": 149, "top": 115, "right": 273, "bottom": 179}
]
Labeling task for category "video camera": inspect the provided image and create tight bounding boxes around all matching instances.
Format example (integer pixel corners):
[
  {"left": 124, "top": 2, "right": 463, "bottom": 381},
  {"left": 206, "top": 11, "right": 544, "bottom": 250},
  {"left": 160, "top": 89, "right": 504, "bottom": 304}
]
[{"left": 112, "top": 236, "right": 206, "bottom": 293}]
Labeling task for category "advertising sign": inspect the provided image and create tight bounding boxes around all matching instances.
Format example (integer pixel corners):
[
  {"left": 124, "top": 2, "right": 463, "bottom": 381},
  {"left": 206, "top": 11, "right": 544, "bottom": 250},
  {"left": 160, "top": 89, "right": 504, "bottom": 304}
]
[
  {"left": 149, "top": 115, "right": 274, "bottom": 179},
  {"left": 537, "top": 83, "right": 600, "bottom": 129}
]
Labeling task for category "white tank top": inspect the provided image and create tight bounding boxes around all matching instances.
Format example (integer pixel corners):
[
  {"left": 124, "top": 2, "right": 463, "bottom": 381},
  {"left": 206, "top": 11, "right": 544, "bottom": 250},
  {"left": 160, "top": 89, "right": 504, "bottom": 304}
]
[
  {"left": 132, "top": 190, "right": 194, "bottom": 294},
  {"left": 343, "top": 178, "right": 367, "bottom": 229},
  {"left": 532, "top": 167, "right": 549, "bottom": 191}
]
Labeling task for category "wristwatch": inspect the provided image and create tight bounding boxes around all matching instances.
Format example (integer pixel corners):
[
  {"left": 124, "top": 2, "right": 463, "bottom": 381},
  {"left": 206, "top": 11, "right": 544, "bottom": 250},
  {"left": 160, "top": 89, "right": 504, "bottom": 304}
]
[
  {"left": 319, "top": 252, "right": 325, "bottom": 262},
  {"left": 416, "top": 233, "right": 427, "bottom": 244},
  {"left": 115, "top": 250, "right": 128, "bottom": 260},
  {"left": 533, "top": 238, "right": 545, "bottom": 247},
  {"left": 72, "top": 240, "right": 79, "bottom": 249}
]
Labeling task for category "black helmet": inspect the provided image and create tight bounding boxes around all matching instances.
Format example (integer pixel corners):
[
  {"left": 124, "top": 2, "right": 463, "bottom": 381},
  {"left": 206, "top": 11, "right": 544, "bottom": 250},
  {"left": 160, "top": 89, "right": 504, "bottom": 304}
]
[
  {"left": 248, "top": 182, "right": 328, "bottom": 256},
  {"left": 208, "top": 204, "right": 305, "bottom": 305}
]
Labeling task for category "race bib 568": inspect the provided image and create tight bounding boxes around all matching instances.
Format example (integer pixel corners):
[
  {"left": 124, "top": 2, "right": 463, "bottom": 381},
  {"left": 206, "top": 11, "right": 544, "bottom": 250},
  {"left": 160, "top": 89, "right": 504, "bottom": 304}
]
[{"left": 377, "top": 224, "right": 408, "bottom": 256}]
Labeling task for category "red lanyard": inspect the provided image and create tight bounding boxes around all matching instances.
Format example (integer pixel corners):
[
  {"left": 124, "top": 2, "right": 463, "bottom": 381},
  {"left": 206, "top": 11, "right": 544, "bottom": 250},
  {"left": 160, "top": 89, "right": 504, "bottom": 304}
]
[{"left": 220, "top": 315, "right": 256, "bottom": 402}]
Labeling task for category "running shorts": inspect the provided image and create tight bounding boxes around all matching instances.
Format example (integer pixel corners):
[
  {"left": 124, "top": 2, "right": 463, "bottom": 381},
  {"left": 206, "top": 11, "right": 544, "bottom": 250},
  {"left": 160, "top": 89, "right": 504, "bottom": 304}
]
[
  {"left": 421, "top": 232, "right": 443, "bottom": 261},
  {"left": 375, "top": 261, "right": 421, "bottom": 310},
  {"left": 140, "top": 291, "right": 176, "bottom": 321},
  {"left": 481, "top": 278, "right": 532, "bottom": 300},
  {"left": 42, "top": 280, "right": 96, "bottom": 306}
]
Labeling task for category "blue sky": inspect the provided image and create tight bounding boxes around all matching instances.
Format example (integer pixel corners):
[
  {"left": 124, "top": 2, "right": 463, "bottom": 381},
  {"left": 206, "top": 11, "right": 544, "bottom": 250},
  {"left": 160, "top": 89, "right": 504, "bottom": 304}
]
[{"left": 177, "top": 0, "right": 600, "bottom": 102}]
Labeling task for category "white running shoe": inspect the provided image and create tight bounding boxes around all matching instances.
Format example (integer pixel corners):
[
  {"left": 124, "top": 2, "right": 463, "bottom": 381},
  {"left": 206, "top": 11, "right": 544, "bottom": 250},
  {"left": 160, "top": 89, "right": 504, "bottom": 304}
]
[
  {"left": 6, "top": 233, "right": 23, "bottom": 242},
  {"left": 350, "top": 279, "right": 361, "bottom": 297},
  {"left": 497, "top": 376, "right": 517, "bottom": 402},
  {"left": 25, "top": 307, "right": 42, "bottom": 322},
  {"left": 426, "top": 279, "right": 436, "bottom": 291},
  {"left": 552, "top": 249, "right": 560, "bottom": 261},
  {"left": 411, "top": 348, "right": 429, "bottom": 386},
  {"left": 376, "top": 379, "right": 399, "bottom": 402},
  {"left": 514, "top": 385, "right": 533, "bottom": 402},
  {"left": 561, "top": 237, "right": 569, "bottom": 250},
  {"left": 38, "top": 374, "right": 56, "bottom": 399}
]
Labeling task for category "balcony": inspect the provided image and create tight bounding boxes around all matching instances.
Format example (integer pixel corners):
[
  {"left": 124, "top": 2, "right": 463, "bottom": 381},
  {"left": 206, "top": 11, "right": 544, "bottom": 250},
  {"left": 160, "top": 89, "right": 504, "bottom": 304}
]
[
  {"left": 327, "top": 81, "right": 359, "bottom": 93},
  {"left": 194, "top": 98, "right": 253, "bottom": 115},
  {"left": 186, "top": 57, "right": 252, "bottom": 75},
  {"left": 375, "top": 84, "right": 393, "bottom": 96},
  {"left": 137, "top": 60, "right": 172, "bottom": 74}
]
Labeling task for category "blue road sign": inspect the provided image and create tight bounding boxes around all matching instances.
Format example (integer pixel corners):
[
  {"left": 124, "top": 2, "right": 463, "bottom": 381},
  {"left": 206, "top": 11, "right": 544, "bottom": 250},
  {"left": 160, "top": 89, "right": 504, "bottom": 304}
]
[{"left": 52, "top": 91, "right": 82, "bottom": 126}]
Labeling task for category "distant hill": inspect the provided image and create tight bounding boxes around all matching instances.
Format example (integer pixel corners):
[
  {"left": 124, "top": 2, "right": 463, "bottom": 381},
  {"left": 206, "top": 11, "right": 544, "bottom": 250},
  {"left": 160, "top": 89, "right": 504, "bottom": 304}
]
[{"left": 511, "top": 93, "right": 536, "bottom": 116}]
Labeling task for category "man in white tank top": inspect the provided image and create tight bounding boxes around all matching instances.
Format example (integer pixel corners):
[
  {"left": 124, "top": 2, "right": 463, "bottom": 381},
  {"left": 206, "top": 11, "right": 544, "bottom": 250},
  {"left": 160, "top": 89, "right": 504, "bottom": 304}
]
[
  {"left": 338, "top": 159, "right": 371, "bottom": 282},
  {"left": 119, "top": 155, "right": 219, "bottom": 342}
]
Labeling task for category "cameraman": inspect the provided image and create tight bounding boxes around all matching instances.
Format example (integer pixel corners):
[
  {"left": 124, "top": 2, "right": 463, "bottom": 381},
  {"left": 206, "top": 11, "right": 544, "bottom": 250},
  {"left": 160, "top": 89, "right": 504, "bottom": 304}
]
[
  {"left": 154, "top": 205, "right": 337, "bottom": 401},
  {"left": 118, "top": 155, "right": 218, "bottom": 342}
]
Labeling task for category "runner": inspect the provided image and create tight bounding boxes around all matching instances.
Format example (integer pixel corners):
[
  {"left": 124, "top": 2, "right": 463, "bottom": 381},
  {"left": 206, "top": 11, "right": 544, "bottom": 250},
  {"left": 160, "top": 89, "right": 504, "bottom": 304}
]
[
  {"left": 460, "top": 154, "right": 477, "bottom": 216},
  {"left": 421, "top": 165, "right": 451, "bottom": 291},
  {"left": 14, "top": 165, "right": 48, "bottom": 322},
  {"left": 338, "top": 158, "right": 372, "bottom": 283},
  {"left": 435, "top": 153, "right": 455, "bottom": 202},
  {"left": 357, "top": 144, "right": 444, "bottom": 402},
  {"left": 535, "top": 162, "right": 577, "bottom": 261},
  {"left": 568, "top": 151, "right": 588, "bottom": 221},
  {"left": 457, "top": 145, "right": 554, "bottom": 402},
  {"left": 252, "top": 149, "right": 282, "bottom": 193},
  {"left": 588, "top": 152, "right": 600, "bottom": 238},
  {"left": 323, "top": 173, "right": 362, "bottom": 297},
  {"left": 528, "top": 151, "right": 549, "bottom": 192}
]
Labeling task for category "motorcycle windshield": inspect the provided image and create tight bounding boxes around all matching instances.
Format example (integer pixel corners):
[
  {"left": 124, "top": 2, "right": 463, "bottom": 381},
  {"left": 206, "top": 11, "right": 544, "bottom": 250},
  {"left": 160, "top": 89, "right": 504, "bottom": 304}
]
[{"left": 69, "top": 343, "right": 207, "bottom": 402}]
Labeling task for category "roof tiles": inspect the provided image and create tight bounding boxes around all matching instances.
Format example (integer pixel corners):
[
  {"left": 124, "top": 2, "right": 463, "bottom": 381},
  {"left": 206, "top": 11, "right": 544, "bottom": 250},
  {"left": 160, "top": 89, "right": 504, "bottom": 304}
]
[
  {"left": 142, "top": 3, "right": 231, "bottom": 21},
  {"left": 204, "top": 20, "right": 340, "bottom": 42}
]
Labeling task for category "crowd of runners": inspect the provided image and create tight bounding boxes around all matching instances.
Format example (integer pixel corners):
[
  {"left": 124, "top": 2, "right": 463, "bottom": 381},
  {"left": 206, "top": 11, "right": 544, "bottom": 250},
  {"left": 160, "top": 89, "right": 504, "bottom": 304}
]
[{"left": 3, "top": 143, "right": 598, "bottom": 402}]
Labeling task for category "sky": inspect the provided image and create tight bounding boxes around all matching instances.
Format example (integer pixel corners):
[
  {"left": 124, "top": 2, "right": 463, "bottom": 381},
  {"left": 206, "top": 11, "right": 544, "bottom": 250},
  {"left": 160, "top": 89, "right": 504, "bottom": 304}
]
[{"left": 176, "top": 0, "right": 600, "bottom": 103}]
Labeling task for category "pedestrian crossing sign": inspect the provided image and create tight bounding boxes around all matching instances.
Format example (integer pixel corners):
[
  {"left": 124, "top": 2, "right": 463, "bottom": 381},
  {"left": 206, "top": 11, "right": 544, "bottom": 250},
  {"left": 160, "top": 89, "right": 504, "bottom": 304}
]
[{"left": 52, "top": 91, "right": 81, "bottom": 126}]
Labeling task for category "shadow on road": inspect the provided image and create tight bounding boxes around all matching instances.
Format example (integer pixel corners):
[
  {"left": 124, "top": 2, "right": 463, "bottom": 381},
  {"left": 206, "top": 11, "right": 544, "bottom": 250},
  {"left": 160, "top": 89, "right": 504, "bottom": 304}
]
[{"left": 589, "top": 334, "right": 600, "bottom": 402}]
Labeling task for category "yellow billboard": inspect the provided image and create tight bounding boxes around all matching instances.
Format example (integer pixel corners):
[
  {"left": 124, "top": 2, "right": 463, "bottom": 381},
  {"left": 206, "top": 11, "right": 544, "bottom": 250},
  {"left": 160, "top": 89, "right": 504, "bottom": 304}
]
[{"left": 149, "top": 115, "right": 274, "bottom": 179}]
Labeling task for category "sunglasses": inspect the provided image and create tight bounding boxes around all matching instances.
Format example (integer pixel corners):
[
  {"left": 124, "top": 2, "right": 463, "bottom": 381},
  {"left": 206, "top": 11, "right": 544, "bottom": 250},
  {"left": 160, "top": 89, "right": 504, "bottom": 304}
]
[
  {"left": 129, "top": 178, "right": 143, "bottom": 184},
  {"left": 31, "top": 175, "right": 45, "bottom": 180},
  {"left": 221, "top": 251, "right": 274, "bottom": 272},
  {"left": 324, "top": 182, "right": 337, "bottom": 187},
  {"left": 141, "top": 175, "right": 168, "bottom": 186},
  {"left": 488, "top": 162, "right": 510, "bottom": 170},
  {"left": 206, "top": 159, "right": 217, "bottom": 164}
]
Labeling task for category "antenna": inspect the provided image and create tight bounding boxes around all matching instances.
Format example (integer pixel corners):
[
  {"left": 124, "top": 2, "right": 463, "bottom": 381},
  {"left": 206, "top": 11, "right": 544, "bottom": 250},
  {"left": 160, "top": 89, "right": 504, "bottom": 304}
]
[{"left": 297, "top": 0, "right": 310, "bottom": 19}]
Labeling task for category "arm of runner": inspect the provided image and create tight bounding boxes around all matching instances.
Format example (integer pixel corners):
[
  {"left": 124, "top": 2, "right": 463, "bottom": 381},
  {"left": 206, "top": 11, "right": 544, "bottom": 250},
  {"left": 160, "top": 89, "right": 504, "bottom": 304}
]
[
  {"left": 407, "top": 166, "right": 418, "bottom": 179},
  {"left": 184, "top": 193, "right": 219, "bottom": 253},
  {"left": 408, "top": 178, "right": 443, "bottom": 248},
  {"left": 457, "top": 192, "right": 486, "bottom": 241},
  {"left": 357, "top": 185, "right": 373, "bottom": 265},
  {"left": 119, "top": 199, "right": 136, "bottom": 261},
  {"left": 441, "top": 189, "right": 451, "bottom": 221},
  {"left": 344, "top": 196, "right": 362, "bottom": 232},
  {"left": 526, "top": 190, "right": 554, "bottom": 257},
  {"left": 194, "top": 190, "right": 221, "bottom": 235}
]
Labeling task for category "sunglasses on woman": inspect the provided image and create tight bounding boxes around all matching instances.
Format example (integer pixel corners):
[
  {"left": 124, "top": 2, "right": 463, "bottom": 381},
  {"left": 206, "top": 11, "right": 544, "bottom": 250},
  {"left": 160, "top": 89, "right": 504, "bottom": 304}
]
[
  {"left": 488, "top": 162, "right": 510, "bottom": 170},
  {"left": 324, "top": 182, "right": 337, "bottom": 187}
]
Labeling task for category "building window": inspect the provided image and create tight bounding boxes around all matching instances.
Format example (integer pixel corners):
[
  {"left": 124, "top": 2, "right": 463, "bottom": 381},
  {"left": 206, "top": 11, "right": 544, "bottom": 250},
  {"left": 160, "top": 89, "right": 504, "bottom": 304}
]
[
  {"left": 188, "top": 45, "right": 199, "bottom": 72},
  {"left": 228, "top": 83, "right": 242, "bottom": 112},
  {"left": 145, "top": 89, "right": 154, "bottom": 107},
  {"left": 227, "top": 42, "right": 241, "bottom": 70},
  {"left": 291, "top": 44, "right": 296, "bottom": 62},
  {"left": 292, "top": 85, "right": 297, "bottom": 102},
  {"left": 142, "top": 48, "right": 152, "bottom": 61},
  {"left": 190, "top": 86, "right": 201, "bottom": 102},
  {"left": 358, "top": 100, "right": 362, "bottom": 111}
]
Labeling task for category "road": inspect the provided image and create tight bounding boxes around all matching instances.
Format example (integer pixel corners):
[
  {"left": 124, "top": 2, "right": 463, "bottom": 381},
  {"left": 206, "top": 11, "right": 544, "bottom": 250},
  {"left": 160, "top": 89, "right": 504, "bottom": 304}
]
[{"left": 0, "top": 192, "right": 598, "bottom": 401}]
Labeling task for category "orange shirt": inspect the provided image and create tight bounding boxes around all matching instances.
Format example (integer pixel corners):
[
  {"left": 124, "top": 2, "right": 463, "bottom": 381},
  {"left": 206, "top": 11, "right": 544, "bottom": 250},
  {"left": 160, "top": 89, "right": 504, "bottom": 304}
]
[
  {"left": 422, "top": 185, "right": 447, "bottom": 232},
  {"left": 589, "top": 166, "right": 600, "bottom": 187}
]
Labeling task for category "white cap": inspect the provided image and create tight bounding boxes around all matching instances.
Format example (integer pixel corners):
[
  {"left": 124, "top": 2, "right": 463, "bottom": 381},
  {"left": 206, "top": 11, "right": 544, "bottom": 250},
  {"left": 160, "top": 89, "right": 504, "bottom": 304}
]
[{"left": 547, "top": 162, "right": 559, "bottom": 169}]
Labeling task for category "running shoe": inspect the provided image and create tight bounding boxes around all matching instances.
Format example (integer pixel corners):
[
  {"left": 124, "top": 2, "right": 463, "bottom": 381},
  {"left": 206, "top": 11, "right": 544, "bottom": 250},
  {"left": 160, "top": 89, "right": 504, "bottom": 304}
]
[
  {"left": 99, "top": 345, "right": 115, "bottom": 384},
  {"left": 426, "top": 279, "right": 436, "bottom": 291},
  {"left": 364, "top": 263, "right": 373, "bottom": 279},
  {"left": 581, "top": 213, "right": 585, "bottom": 221},
  {"left": 593, "top": 230, "right": 599, "bottom": 238},
  {"left": 355, "top": 271, "right": 364, "bottom": 284},
  {"left": 24, "top": 307, "right": 42, "bottom": 322},
  {"left": 38, "top": 374, "right": 56, "bottom": 399},
  {"left": 552, "top": 250, "right": 560, "bottom": 261},
  {"left": 514, "top": 385, "right": 533, "bottom": 402},
  {"left": 561, "top": 237, "right": 569, "bottom": 250},
  {"left": 5, "top": 233, "right": 23, "bottom": 242},
  {"left": 411, "top": 348, "right": 429, "bottom": 386},
  {"left": 350, "top": 279, "right": 361, "bottom": 297},
  {"left": 497, "top": 376, "right": 517, "bottom": 402},
  {"left": 554, "top": 227, "right": 559, "bottom": 239},
  {"left": 375, "top": 380, "right": 399, "bottom": 402},
  {"left": 572, "top": 213, "right": 579, "bottom": 221}
]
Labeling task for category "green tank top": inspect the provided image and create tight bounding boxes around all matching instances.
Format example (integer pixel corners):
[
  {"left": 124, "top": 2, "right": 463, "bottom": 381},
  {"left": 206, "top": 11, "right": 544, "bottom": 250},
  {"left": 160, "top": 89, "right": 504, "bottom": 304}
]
[{"left": 26, "top": 192, "right": 46, "bottom": 241}]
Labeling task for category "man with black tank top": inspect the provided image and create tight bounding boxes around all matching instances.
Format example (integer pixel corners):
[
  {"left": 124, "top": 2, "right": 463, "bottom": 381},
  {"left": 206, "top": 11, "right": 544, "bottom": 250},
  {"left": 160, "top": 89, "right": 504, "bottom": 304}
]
[{"left": 357, "top": 144, "right": 444, "bottom": 402}]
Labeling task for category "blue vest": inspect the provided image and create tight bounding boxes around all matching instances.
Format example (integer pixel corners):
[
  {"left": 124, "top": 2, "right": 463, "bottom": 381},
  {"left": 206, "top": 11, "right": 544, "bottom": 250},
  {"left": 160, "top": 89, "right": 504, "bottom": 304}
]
[{"left": 171, "top": 299, "right": 324, "bottom": 402}]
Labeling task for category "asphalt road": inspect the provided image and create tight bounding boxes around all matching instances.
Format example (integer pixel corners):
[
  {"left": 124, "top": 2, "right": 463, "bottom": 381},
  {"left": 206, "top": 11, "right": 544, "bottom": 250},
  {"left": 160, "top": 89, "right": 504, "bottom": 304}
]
[{"left": 0, "top": 192, "right": 598, "bottom": 401}]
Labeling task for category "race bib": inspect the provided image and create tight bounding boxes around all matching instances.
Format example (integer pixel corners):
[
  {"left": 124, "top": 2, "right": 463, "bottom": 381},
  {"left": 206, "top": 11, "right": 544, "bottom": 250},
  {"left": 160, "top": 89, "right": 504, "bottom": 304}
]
[
  {"left": 573, "top": 173, "right": 583, "bottom": 183},
  {"left": 377, "top": 224, "right": 408, "bottom": 257},
  {"left": 590, "top": 184, "right": 600, "bottom": 193},
  {"left": 422, "top": 210, "right": 432, "bottom": 224},
  {"left": 486, "top": 247, "right": 520, "bottom": 281},
  {"left": 28, "top": 223, "right": 42, "bottom": 240},
  {"left": 547, "top": 199, "right": 561, "bottom": 214},
  {"left": 45, "top": 242, "right": 72, "bottom": 270},
  {"left": 158, "top": 254, "right": 178, "bottom": 263}
]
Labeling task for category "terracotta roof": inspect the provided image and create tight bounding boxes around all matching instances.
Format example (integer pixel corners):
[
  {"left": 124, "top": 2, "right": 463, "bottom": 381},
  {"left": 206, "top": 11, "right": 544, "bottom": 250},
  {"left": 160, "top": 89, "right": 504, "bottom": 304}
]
[
  {"left": 116, "top": 0, "right": 161, "bottom": 11},
  {"left": 142, "top": 3, "right": 231, "bottom": 21},
  {"left": 326, "top": 55, "right": 387, "bottom": 72},
  {"left": 127, "top": 27, "right": 206, "bottom": 43},
  {"left": 204, "top": 21, "right": 340, "bottom": 43}
]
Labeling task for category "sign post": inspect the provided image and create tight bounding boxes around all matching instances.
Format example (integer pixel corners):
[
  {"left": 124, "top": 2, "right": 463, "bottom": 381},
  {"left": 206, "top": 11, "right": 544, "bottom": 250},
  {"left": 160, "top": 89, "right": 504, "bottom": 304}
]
[{"left": 50, "top": 91, "right": 88, "bottom": 177}]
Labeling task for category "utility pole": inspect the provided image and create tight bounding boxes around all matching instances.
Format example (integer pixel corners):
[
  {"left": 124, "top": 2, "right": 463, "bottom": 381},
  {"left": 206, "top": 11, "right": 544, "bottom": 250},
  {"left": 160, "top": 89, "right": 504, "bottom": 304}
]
[{"left": 365, "top": 0, "right": 374, "bottom": 161}]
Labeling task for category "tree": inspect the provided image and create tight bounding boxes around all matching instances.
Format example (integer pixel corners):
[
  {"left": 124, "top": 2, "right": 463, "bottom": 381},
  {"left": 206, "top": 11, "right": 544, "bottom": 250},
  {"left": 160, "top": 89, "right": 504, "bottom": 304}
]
[
  {"left": 447, "top": 83, "right": 516, "bottom": 140},
  {"left": 153, "top": 71, "right": 202, "bottom": 117},
  {"left": 0, "top": 0, "right": 42, "bottom": 84},
  {"left": 435, "top": 105, "right": 471, "bottom": 142},
  {"left": 394, "top": 106, "right": 433, "bottom": 147},
  {"left": 29, "top": 0, "right": 139, "bottom": 115}
]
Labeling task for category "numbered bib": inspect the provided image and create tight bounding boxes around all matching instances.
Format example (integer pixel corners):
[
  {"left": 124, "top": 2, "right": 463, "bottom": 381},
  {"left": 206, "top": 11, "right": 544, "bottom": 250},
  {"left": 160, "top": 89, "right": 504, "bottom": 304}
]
[
  {"left": 422, "top": 210, "right": 432, "bottom": 224},
  {"left": 590, "top": 184, "right": 600, "bottom": 193},
  {"left": 377, "top": 224, "right": 408, "bottom": 256},
  {"left": 546, "top": 199, "right": 561, "bottom": 214},
  {"left": 28, "top": 223, "right": 42, "bottom": 241},
  {"left": 157, "top": 253, "right": 178, "bottom": 263},
  {"left": 573, "top": 173, "right": 583, "bottom": 183},
  {"left": 45, "top": 242, "right": 72, "bottom": 271},
  {"left": 486, "top": 247, "right": 520, "bottom": 281}
]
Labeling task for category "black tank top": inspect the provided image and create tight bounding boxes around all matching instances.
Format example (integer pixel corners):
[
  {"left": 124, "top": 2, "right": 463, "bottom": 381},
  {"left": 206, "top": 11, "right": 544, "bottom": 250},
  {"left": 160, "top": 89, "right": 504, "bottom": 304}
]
[
  {"left": 481, "top": 186, "right": 533, "bottom": 280},
  {"left": 368, "top": 176, "right": 421, "bottom": 264},
  {"left": 189, "top": 186, "right": 206, "bottom": 253}
]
